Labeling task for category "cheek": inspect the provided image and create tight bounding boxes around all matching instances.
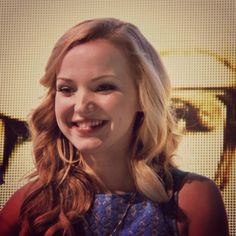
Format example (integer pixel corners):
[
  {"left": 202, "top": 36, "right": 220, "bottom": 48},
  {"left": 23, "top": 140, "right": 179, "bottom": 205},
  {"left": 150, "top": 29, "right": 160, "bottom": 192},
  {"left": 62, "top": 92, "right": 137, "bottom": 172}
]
[
  {"left": 54, "top": 96, "right": 62, "bottom": 120},
  {"left": 54, "top": 96, "right": 71, "bottom": 123},
  {"left": 112, "top": 100, "right": 138, "bottom": 127},
  {"left": 101, "top": 93, "right": 137, "bottom": 111}
]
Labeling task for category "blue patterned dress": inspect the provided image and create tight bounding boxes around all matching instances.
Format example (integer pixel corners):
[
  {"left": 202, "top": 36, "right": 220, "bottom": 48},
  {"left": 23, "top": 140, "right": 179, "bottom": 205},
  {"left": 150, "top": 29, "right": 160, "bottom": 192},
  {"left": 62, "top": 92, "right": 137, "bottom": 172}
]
[{"left": 80, "top": 169, "right": 188, "bottom": 236}]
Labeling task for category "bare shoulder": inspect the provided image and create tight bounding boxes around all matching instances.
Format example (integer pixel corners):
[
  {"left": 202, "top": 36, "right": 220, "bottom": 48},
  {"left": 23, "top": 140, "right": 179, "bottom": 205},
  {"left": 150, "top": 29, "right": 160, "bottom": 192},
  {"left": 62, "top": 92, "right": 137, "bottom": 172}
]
[
  {"left": 0, "top": 181, "right": 37, "bottom": 235},
  {"left": 177, "top": 173, "right": 229, "bottom": 236}
]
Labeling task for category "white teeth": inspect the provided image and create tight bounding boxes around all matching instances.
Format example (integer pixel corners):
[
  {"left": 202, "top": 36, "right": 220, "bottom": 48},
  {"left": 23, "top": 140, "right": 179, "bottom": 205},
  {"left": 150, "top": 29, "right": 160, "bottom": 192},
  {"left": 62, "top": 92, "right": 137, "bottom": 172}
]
[{"left": 76, "top": 121, "right": 103, "bottom": 128}]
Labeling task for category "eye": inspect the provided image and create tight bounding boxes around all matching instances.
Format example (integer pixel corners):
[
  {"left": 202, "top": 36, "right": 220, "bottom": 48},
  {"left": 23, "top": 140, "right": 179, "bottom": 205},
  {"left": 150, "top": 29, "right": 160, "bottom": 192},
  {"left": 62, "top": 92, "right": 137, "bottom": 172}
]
[
  {"left": 56, "top": 85, "right": 75, "bottom": 95},
  {"left": 95, "top": 84, "right": 116, "bottom": 93}
]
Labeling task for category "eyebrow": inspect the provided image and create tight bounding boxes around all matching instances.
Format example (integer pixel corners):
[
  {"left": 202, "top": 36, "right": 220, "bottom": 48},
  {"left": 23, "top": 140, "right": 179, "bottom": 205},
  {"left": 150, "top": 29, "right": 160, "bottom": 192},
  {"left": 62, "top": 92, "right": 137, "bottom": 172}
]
[{"left": 56, "top": 74, "right": 117, "bottom": 83}]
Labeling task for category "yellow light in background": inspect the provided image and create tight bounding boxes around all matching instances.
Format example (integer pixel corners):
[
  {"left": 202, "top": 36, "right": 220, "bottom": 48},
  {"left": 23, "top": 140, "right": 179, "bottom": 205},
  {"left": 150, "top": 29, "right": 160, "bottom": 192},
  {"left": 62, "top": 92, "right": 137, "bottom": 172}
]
[
  {"left": 161, "top": 49, "right": 236, "bottom": 88},
  {"left": 172, "top": 90, "right": 225, "bottom": 179}
]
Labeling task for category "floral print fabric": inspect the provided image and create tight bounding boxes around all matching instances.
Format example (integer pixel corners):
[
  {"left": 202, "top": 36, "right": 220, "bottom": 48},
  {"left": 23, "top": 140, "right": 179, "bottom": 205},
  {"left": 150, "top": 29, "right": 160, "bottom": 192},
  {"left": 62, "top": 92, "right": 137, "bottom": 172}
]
[{"left": 82, "top": 169, "right": 187, "bottom": 236}]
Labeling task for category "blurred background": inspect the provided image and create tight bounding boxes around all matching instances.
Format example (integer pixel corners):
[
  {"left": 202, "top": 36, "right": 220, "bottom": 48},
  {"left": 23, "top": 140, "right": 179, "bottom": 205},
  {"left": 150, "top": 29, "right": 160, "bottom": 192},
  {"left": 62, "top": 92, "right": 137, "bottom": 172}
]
[{"left": 0, "top": 0, "right": 235, "bottom": 235}]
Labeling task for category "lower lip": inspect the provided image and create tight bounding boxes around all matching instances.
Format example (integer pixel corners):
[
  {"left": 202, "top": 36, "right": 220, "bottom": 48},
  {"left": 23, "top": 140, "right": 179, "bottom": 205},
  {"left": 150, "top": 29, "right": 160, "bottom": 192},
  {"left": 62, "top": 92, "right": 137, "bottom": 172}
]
[{"left": 72, "top": 121, "right": 107, "bottom": 135}]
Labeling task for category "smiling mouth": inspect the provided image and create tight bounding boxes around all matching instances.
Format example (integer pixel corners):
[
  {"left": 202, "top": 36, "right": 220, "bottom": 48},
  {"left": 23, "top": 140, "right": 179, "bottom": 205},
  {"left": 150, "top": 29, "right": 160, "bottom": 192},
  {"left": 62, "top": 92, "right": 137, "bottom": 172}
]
[{"left": 72, "top": 120, "right": 107, "bottom": 131}]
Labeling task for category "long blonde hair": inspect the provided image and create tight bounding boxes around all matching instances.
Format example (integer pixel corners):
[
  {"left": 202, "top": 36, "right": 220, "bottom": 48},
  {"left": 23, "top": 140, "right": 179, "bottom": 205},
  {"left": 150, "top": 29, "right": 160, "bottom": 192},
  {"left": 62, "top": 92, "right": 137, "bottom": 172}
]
[{"left": 20, "top": 18, "right": 181, "bottom": 235}]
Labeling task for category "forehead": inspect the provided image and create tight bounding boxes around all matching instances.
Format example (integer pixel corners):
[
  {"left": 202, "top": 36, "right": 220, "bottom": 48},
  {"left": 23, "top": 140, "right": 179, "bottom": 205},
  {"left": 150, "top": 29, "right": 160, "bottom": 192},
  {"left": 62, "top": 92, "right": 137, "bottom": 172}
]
[{"left": 58, "top": 39, "right": 129, "bottom": 77}]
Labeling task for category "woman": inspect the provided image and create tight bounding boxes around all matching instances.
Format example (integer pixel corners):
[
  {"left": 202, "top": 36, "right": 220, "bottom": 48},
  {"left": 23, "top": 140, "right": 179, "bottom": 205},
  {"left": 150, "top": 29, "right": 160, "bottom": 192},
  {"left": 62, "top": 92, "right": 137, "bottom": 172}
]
[{"left": 0, "top": 18, "right": 229, "bottom": 236}]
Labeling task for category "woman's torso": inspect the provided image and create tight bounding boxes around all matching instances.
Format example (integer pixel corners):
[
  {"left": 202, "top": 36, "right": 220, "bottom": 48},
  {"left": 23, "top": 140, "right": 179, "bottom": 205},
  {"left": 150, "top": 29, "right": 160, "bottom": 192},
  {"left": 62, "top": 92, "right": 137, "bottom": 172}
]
[{"left": 79, "top": 169, "right": 188, "bottom": 236}]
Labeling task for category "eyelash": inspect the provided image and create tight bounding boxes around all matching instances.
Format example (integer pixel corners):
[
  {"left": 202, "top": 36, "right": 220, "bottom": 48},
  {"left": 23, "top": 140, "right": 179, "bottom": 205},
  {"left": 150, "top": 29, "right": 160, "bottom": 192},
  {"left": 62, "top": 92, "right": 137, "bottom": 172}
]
[
  {"left": 95, "top": 84, "right": 116, "bottom": 92},
  {"left": 56, "top": 83, "right": 116, "bottom": 95},
  {"left": 56, "top": 85, "right": 75, "bottom": 94}
]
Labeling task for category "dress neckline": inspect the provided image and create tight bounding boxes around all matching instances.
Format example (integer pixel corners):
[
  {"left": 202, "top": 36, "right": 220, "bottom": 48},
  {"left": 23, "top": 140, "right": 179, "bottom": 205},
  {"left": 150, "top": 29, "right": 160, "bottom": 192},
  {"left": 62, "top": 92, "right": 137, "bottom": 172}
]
[{"left": 95, "top": 192, "right": 134, "bottom": 197}]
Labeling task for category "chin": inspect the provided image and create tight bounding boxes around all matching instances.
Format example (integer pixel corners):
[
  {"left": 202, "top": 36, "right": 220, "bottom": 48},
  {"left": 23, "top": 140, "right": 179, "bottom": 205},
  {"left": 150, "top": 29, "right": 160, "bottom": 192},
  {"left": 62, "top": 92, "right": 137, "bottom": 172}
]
[{"left": 71, "top": 139, "right": 103, "bottom": 154}]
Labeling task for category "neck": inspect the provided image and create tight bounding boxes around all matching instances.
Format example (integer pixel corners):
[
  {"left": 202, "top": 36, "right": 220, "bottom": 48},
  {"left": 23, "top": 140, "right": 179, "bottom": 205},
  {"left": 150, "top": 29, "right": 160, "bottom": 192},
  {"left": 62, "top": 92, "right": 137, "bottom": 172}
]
[{"left": 80, "top": 152, "right": 135, "bottom": 194}]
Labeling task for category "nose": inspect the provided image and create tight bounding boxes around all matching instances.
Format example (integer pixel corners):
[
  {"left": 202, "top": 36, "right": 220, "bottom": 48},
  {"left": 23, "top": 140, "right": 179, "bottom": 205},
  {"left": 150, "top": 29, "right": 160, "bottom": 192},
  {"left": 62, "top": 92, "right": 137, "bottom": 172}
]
[{"left": 74, "top": 90, "right": 96, "bottom": 115}]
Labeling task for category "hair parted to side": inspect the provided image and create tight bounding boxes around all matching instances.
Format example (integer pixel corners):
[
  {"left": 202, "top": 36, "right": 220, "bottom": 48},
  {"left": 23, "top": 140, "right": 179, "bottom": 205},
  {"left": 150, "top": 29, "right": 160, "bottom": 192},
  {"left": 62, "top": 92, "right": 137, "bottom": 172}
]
[{"left": 20, "top": 18, "right": 181, "bottom": 235}]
